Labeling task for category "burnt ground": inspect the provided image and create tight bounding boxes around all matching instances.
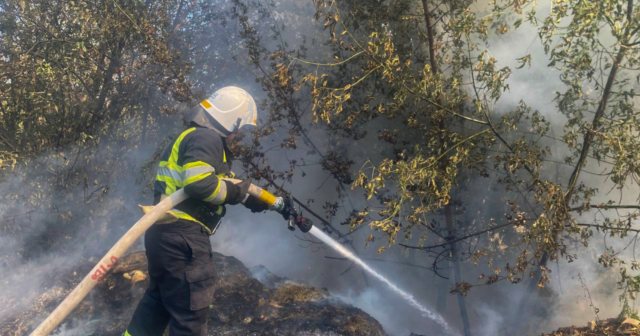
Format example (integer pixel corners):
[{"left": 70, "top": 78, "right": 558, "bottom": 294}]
[
  {"left": 545, "top": 318, "right": 640, "bottom": 336},
  {"left": 0, "top": 251, "right": 386, "bottom": 336}
]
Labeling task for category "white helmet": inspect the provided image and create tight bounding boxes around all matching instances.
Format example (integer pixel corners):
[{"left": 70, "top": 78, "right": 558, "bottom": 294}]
[{"left": 186, "top": 86, "right": 258, "bottom": 136}]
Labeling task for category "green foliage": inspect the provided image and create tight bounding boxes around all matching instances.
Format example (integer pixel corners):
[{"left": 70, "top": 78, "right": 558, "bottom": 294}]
[
  {"left": 291, "top": 0, "right": 640, "bottom": 310},
  {"left": 0, "top": 0, "right": 194, "bottom": 159}
]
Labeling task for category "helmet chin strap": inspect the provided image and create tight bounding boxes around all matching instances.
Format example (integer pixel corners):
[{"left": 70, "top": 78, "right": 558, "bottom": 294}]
[
  {"left": 209, "top": 117, "right": 243, "bottom": 138},
  {"left": 209, "top": 126, "right": 228, "bottom": 138},
  {"left": 231, "top": 117, "right": 242, "bottom": 136}
]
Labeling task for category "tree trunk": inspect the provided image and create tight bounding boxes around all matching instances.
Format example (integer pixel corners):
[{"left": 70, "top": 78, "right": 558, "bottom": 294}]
[
  {"left": 513, "top": 253, "right": 547, "bottom": 333},
  {"left": 516, "top": 0, "right": 634, "bottom": 330},
  {"left": 421, "top": 0, "right": 472, "bottom": 334},
  {"left": 436, "top": 274, "right": 449, "bottom": 313},
  {"left": 446, "top": 204, "right": 471, "bottom": 336},
  {"left": 90, "top": 38, "right": 125, "bottom": 131},
  {"left": 141, "top": 85, "right": 155, "bottom": 146}
]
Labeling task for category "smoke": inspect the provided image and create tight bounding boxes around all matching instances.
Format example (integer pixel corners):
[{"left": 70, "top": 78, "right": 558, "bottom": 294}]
[
  {"left": 53, "top": 319, "right": 99, "bottom": 336},
  {"left": 0, "top": 131, "right": 171, "bottom": 330},
  {"left": 337, "top": 288, "right": 432, "bottom": 336}
]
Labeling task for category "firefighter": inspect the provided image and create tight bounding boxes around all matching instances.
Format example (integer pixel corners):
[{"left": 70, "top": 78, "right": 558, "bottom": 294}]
[{"left": 125, "top": 86, "right": 269, "bottom": 336}]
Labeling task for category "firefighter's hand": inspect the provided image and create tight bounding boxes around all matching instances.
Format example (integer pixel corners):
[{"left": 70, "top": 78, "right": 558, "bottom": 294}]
[
  {"left": 225, "top": 180, "right": 251, "bottom": 205},
  {"left": 243, "top": 195, "right": 269, "bottom": 213}
]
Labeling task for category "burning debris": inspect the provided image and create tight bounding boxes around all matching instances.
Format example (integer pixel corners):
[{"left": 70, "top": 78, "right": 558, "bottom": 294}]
[
  {"left": 545, "top": 318, "right": 640, "bottom": 336},
  {"left": 0, "top": 251, "right": 386, "bottom": 336}
]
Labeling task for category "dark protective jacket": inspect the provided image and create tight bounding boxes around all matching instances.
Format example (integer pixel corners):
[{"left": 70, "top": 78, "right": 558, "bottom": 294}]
[{"left": 153, "top": 126, "right": 234, "bottom": 234}]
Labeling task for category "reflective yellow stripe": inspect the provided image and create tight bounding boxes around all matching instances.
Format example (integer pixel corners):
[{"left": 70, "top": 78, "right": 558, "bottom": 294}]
[
  {"left": 155, "top": 127, "right": 230, "bottom": 226},
  {"left": 158, "top": 164, "right": 214, "bottom": 193},
  {"left": 183, "top": 167, "right": 214, "bottom": 181},
  {"left": 203, "top": 179, "right": 222, "bottom": 202},
  {"left": 156, "top": 173, "right": 182, "bottom": 185},
  {"left": 159, "top": 128, "right": 196, "bottom": 195},
  {"left": 125, "top": 331, "right": 132, "bottom": 336},
  {"left": 157, "top": 167, "right": 184, "bottom": 187},
  {"left": 156, "top": 175, "right": 178, "bottom": 194},
  {"left": 158, "top": 160, "right": 179, "bottom": 170},
  {"left": 223, "top": 150, "right": 226, "bottom": 163},
  {"left": 172, "top": 210, "right": 212, "bottom": 234},
  {"left": 158, "top": 171, "right": 225, "bottom": 203},
  {"left": 157, "top": 195, "right": 213, "bottom": 233},
  {"left": 184, "top": 161, "right": 211, "bottom": 169},
  {"left": 172, "top": 210, "right": 201, "bottom": 223},
  {"left": 203, "top": 178, "right": 226, "bottom": 204},
  {"left": 183, "top": 172, "right": 212, "bottom": 185},
  {"left": 183, "top": 166, "right": 214, "bottom": 179},
  {"left": 170, "top": 127, "right": 196, "bottom": 166},
  {"left": 159, "top": 160, "right": 212, "bottom": 173}
]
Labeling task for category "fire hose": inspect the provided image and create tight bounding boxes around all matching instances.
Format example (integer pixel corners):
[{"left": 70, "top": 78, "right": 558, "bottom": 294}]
[{"left": 29, "top": 179, "right": 312, "bottom": 336}]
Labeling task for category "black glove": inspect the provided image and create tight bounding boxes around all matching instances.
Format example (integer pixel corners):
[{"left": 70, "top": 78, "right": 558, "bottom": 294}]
[
  {"left": 243, "top": 195, "right": 270, "bottom": 213},
  {"left": 224, "top": 180, "right": 251, "bottom": 205}
]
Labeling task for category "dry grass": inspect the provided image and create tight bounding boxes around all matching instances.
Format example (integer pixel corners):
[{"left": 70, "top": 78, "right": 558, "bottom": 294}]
[{"left": 270, "top": 282, "right": 328, "bottom": 305}]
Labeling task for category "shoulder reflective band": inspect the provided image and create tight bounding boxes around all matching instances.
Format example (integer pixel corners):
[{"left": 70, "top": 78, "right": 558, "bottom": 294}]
[
  {"left": 203, "top": 177, "right": 227, "bottom": 205},
  {"left": 157, "top": 127, "right": 197, "bottom": 195}
]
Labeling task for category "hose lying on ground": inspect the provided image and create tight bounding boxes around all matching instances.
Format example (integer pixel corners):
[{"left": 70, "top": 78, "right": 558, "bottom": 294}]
[{"left": 29, "top": 180, "right": 279, "bottom": 336}]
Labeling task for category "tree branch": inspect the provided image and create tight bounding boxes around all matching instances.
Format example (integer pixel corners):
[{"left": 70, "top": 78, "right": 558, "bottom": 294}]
[
  {"left": 247, "top": 161, "right": 342, "bottom": 236},
  {"left": 400, "top": 221, "right": 516, "bottom": 251},
  {"left": 0, "top": 131, "right": 18, "bottom": 152},
  {"left": 324, "top": 256, "right": 447, "bottom": 278},
  {"left": 569, "top": 204, "right": 640, "bottom": 212},
  {"left": 575, "top": 223, "right": 640, "bottom": 234},
  {"left": 564, "top": 0, "right": 634, "bottom": 200}
]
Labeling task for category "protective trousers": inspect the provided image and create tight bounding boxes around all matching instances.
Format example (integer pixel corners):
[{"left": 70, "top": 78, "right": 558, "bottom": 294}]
[{"left": 126, "top": 221, "right": 216, "bottom": 336}]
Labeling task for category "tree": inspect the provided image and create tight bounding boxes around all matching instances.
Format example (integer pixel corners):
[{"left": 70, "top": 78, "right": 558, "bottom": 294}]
[{"left": 286, "top": 0, "right": 640, "bottom": 332}]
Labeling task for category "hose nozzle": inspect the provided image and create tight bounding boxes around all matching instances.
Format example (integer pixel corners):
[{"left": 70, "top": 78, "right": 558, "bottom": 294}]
[{"left": 278, "top": 194, "right": 312, "bottom": 232}]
